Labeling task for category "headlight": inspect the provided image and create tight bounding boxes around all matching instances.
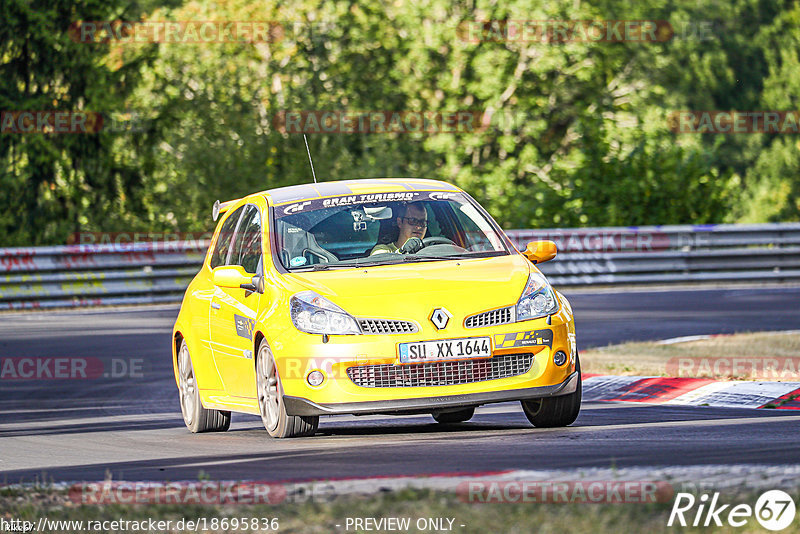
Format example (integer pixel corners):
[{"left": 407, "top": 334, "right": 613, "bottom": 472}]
[
  {"left": 516, "top": 271, "right": 559, "bottom": 321},
  {"left": 290, "top": 291, "right": 361, "bottom": 335}
]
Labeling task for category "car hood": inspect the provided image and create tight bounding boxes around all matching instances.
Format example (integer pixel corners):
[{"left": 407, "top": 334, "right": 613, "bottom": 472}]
[{"left": 286, "top": 254, "right": 532, "bottom": 323}]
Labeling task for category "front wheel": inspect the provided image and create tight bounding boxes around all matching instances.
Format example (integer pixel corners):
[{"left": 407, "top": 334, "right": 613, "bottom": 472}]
[
  {"left": 521, "top": 354, "right": 582, "bottom": 428},
  {"left": 178, "top": 340, "right": 231, "bottom": 433},
  {"left": 256, "top": 339, "right": 318, "bottom": 438}
]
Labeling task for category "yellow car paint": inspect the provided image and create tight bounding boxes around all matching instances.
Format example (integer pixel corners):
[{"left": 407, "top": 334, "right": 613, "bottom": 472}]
[{"left": 172, "top": 179, "right": 578, "bottom": 423}]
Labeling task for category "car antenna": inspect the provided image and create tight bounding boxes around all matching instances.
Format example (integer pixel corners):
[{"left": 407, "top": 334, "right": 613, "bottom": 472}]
[{"left": 303, "top": 134, "right": 317, "bottom": 183}]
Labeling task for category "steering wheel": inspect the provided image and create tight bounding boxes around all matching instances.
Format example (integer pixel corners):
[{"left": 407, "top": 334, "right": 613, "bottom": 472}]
[{"left": 423, "top": 236, "right": 457, "bottom": 247}]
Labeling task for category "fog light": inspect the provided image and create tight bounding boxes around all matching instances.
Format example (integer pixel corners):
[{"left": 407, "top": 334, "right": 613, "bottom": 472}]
[
  {"left": 307, "top": 370, "right": 325, "bottom": 387},
  {"left": 553, "top": 351, "right": 567, "bottom": 366}
]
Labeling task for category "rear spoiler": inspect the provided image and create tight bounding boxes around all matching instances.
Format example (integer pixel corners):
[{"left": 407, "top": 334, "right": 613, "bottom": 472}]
[{"left": 212, "top": 198, "right": 243, "bottom": 221}]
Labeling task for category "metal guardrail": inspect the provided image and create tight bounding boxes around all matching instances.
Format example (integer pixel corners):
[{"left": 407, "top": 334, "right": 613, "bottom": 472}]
[
  {"left": 509, "top": 223, "right": 800, "bottom": 286},
  {"left": 0, "top": 242, "right": 207, "bottom": 310},
  {"left": 1, "top": 223, "right": 799, "bottom": 310}
]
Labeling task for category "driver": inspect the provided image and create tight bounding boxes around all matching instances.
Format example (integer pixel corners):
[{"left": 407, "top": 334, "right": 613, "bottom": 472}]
[{"left": 370, "top": 202, "right": 428, "bottom": 255}]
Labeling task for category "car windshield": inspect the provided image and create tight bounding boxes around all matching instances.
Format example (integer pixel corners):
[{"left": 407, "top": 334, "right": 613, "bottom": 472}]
[{"left": 272, "top": 191, "right": 509, "bottom": 270}]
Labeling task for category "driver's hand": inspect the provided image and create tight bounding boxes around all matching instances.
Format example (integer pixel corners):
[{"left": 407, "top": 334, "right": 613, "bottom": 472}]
[{"left": 399, "top": 237, "right": 423, "bottom": 254}]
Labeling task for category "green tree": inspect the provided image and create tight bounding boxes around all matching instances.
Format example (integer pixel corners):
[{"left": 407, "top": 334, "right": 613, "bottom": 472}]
[
  {"left": 4, "top": 0, "right": 799, "bottom": 245},
  {"left": 0, "top": 0, "right": 177, "bottom": 245}
]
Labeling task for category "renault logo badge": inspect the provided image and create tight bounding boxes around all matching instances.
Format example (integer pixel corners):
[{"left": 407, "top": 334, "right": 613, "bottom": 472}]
[{"left": 430, "top": 308, "right": 452, "bottom": 330}]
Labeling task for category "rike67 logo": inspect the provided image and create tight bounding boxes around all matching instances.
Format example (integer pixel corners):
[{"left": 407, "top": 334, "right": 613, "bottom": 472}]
[{"left": 668, "top": 490, "right": 796, "bottom": 531}]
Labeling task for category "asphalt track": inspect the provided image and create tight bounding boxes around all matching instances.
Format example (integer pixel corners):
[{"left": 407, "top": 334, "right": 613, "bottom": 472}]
[{"left": 1, "top": 286, "right": 799, "bottom": 484}]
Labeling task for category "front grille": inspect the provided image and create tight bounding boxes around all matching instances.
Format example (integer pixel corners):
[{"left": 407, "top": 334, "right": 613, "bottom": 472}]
[
  {"left": 465, "top": 306, "right": 515, "bottom": 328},
  {"left": 346, "top": 353, "right": 534, "bottom": 388},
  {"left": 358, "top": 318, "right": 419, "bottom": 335}
]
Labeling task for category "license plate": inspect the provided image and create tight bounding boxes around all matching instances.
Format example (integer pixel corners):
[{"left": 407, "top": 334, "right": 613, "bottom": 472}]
[{"left": 398, "top": 337, "right": 491, "bottom": 363}]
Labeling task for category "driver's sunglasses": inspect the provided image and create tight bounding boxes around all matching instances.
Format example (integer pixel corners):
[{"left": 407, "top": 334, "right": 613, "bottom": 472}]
[{"left": 401, "top": 217, "right": 428, "bottom": 228}]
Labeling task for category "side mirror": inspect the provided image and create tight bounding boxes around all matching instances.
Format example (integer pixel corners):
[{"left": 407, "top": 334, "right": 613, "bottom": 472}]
[
  {"left": 212, "top": 266, "right": 265, "bottom": 294},
  {"left": 522, "top": 240, "right": 557, "bottom": 264},
  {"left": 248, "top": 275, "right": 266, "bottom": 295}
]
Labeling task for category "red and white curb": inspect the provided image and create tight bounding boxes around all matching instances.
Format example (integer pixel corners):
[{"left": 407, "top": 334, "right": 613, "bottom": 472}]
[{"left": 583, "top": 374, "right": 800, "bottom": 409}]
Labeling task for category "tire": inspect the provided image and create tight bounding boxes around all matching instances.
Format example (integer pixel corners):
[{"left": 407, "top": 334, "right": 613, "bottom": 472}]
[
  {"left": 521, "top": 353, "right": 582, "bottom": 428},
  {"left": 177, "top": 340, "right": 231, "bottom": 433},
  {"left": 256, "top": 338, "right": 319, "bottom": 438},
  {"left": 432, "top": 407, "right": 475, "bottom": 424}
]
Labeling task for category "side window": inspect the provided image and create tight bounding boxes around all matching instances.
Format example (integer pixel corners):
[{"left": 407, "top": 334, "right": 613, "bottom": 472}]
[
  {"left": 230, "top": 205, "right": 263, "bottom": 274},
  {"left": 209, "top": 206, "right": 245, "bottom": 269}
]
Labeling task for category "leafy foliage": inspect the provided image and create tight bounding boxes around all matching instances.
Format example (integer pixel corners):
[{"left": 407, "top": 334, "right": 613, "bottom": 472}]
[{"left": 2, "top": 0, "right": 798, "bottom": 245}]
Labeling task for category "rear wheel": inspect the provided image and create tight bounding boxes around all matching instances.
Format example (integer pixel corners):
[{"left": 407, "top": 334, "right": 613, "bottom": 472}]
[
  {"left": 178, "top": 340, "right": 231, "bottom": 433},
  {"left": 521, "top": 354, "right": 582, "bottom": 428},
  {"left": 256, "top": 339, "right": 318, "bottom": 438},
  {"left": 432, "top": 407, "right": 475, "bottom": 424}
]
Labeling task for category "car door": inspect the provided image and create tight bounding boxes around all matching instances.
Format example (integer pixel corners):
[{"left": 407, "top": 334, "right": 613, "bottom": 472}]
[
  {"left": 209, "top": 204, "right": 263, "bottom": 399},
  {"left": 207, "top": 205, "right": 245, "bottom": 394}
]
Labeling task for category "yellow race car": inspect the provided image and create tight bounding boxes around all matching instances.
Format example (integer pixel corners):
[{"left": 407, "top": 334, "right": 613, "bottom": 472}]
[{"left": 172, "top": 179, "right": 580, "bottom": 438}]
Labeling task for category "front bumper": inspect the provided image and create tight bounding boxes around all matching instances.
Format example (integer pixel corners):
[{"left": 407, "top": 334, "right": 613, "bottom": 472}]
[
  {"left": 284, "top": 370, "right": 580, "bottom": 416},
  {"left": 270, "top": 296, "right": 578, "bottom": 411}
]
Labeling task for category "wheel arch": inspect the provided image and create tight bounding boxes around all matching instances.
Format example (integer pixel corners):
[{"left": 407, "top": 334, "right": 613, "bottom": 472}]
[
  {"left": 173, "top": 329, "right": 217, "bottom": 393},
  {"left": 253, "top": 330, "right": 266, "bottom": 368},
  {"left": 172, "top": 330, "right": 184, "bottom": 388}
]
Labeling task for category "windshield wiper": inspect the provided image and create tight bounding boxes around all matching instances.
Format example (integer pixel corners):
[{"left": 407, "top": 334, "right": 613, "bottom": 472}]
[
  {"left": 400, "top": 255, "right": 446, "bottom": 263},
  {"left": 353, "top": 252, "right": 502, "bottom": 268},
  {"left": 350, "top": 255, "right": 423, "bottom": 268},
  {"left": 290, "top": 263, "right": 347, "bottom": 272},
  {"left": 353, "top": 257, "right": 404, "bottom": 268},
  {"left": 440, "top": 251, "right": 507, "bottom": 260}
]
